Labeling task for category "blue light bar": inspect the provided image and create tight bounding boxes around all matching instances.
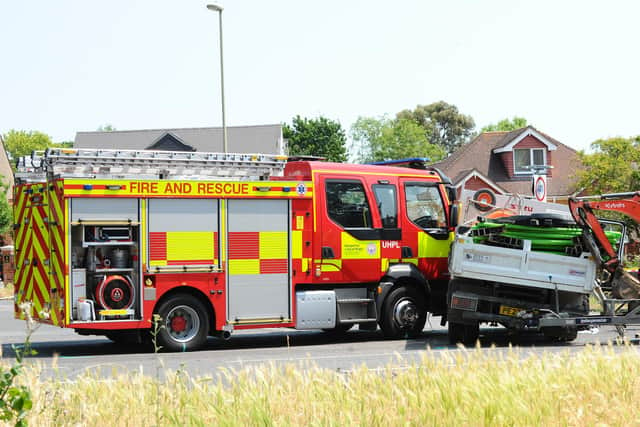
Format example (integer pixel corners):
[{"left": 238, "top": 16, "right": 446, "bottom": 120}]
[{"left": 368, "top": 158, "right": 431, "bottom": 166}]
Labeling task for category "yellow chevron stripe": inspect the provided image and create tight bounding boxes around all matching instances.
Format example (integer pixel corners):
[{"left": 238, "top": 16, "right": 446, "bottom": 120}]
[{"left": 48, "top": 182, "right": 65, "bottom": 326}]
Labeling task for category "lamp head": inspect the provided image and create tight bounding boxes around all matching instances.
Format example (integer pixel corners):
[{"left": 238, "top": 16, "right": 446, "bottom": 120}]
[{"left": 207, "top": 4, "right": 223, "bottom": 12}]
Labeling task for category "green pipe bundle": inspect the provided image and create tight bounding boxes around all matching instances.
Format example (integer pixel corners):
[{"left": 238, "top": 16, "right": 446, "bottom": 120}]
[{"left": 469, "top": 220, "right": 621, "bottom": 257}]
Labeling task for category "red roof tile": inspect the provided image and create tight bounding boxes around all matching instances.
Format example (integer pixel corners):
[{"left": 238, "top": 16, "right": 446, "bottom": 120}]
[{"left": 431, "top": 126, "right": 581, "bottom": 196}]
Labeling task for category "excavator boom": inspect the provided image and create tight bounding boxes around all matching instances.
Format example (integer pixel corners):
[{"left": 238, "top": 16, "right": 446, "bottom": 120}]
[{"left": 569, "top": 192, "right": 640, "bottom": 299}]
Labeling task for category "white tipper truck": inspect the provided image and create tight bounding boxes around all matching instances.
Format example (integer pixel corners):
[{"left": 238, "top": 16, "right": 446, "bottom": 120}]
[{"left": 446, "top": 210, "right": 640, "bottom": 345}]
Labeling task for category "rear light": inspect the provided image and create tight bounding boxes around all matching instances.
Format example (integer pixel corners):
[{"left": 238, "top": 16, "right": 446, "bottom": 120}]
[{"left": 450, "top": 294, "right": 478, "bottom": 311}]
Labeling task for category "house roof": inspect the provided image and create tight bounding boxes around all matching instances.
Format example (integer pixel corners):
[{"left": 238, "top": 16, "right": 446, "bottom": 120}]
[
  {"left": 431, "top": 126, "right": 580, "bottom": 196},
  {"left": 453, "top": 169, "right": 507, "bottom": 194},
  {"left": 493, "top": 126, "right": 558, "bottom": 153},
  {"left": 74, "top": 124, "right": 284, "bottom": 154}
]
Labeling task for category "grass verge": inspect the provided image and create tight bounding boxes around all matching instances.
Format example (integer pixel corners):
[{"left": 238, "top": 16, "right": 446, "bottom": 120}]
[
  {"left": 6, "top": 343, "right": 640, "bottom": 426},
  {"left": 0, "top": 282, "right": 13, "bottom": 299}
]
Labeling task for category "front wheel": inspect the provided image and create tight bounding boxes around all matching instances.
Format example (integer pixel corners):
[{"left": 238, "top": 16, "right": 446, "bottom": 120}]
[
  {"left": 380, "top": 285, "right": 427, "bottom": 339},
  {"left": 155, "top": 294, "right": 209, "bottom": 352}
]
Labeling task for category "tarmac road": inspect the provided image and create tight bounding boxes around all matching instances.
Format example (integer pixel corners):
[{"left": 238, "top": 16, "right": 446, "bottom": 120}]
[{"left": 0, "top": 300, "right": 638, "bottom": 380}]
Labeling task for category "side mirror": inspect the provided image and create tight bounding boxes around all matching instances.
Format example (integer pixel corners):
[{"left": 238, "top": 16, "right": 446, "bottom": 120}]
[
  {"left": 446, "top": 185, "right": 457, "bottom": 203},
  {"left": 449, "top": 203, "right": 459, "bottom": 229}
]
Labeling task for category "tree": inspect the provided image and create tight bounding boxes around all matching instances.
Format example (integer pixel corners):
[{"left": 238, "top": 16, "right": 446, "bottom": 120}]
[
  {"left": 2, "top": 130, "right": 52, "bottom": 160},
  {"left": 350, "top": 116, "right": 446, "bottom": 164},
  {"left": 0, "top": 186, "right": 11, "bottom": 234},
  {"left": 97, "top": 124, "right": 116, "bottom": 132},
  {"left": 575, "top": 136, "right": 640, "bottom": 195},
  {"left": 283, "top": 116, "right": 347, "bottom": 162},
  {"left": 396, "top": 101, "right": 475, "bottom": 154},
  {"left": 481, "top": 117, "right": 529, "bottom": 133}
]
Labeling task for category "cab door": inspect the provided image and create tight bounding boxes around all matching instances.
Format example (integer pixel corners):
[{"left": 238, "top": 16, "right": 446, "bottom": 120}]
[
  {"left": 399, "top": 179, "right": 452, "bottom": 281},
  {"left": 318, "top": 177, "right": 381, "bottom": 284}
]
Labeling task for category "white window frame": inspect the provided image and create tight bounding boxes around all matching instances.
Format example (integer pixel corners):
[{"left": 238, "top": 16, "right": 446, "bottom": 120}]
[{"left": 513, "top": 148, "right": 546, "bottom": 175}]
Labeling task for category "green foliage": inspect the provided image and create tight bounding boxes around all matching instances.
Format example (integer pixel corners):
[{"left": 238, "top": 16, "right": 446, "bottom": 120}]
[
  {"left": 575, "top": 136, "right": 640, "bottom": 194},
  {"left": 0, "top": 186, "right": 12, "bottom": 234},
  {"left": 396, "top": 101, "right": 475, "bottom": 154},
  {"left": 283, "top": 116, "right": 347, "bottom": 162},
  {"left": 150, "top": 314, "right": 163, "bottom": 354},
  {"left": 349, "top": 116, "right": 385, "bottom": 163},
  {"left": 2, "top": 130, "right": 52, "bottom": 160},
  {"left": 97, "top": 124, "right": 116, "bottom": 132},
  {"left": 481, "top": 116, "right": 529, "bottom": 133},
  {"left": 350, "top": 116, "right": 445, "bottom": 163},
  {"left": 0, "top": 303, "right": 39, "bottom": 427}
]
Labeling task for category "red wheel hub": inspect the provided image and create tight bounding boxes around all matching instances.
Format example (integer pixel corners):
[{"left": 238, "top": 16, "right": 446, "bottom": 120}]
[
  {"left": 171, "top": 315, "right": 187, "bottom": 333},
  {"left": 110, "top": 288, "right": 124, "bottom": 302}
]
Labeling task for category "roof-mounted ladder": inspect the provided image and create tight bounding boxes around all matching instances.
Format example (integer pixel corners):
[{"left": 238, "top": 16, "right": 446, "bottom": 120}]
[{"left": 16, "top": 148, "right": 289, "bottom": 182}]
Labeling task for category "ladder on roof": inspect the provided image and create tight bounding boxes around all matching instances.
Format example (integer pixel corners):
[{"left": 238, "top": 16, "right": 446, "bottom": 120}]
[{"left": 15, "top": 148, "right": 289, "bottom": 182}]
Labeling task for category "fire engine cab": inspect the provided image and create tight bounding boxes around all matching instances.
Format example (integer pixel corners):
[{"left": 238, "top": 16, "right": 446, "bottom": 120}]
[{"left": 14, "top": 148, "right": 458, "bottom": 351}]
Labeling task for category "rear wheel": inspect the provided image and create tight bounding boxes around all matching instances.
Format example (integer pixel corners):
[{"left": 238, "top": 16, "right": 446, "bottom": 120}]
[
  {"left": 105, "top": 331, "right": 145, "bottom": 347},
  {"left": 541, "top": 326, "right": 578, "bottom": 342},
  {"left": 322, "top": 324, "right": 354, "bottom": 334},
  {"left": 380, "top": 285, "right": 427, "bottom": 339},
  {"left": 155, "top": 294, "right": 209, "bottom": 352},
  {"left": 448, "top": 321, "right": 479, "bottom": 346}
]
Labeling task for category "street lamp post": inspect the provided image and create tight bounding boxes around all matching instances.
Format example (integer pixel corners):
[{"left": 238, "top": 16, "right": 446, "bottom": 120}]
[{"left": 206, "top": 4, "right": 228, "bottom": 153}]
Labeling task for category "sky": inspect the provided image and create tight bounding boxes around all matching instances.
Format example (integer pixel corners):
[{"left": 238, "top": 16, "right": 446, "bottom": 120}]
[{"left": 1, "top": 0, "right": 639, "bottom": 153}]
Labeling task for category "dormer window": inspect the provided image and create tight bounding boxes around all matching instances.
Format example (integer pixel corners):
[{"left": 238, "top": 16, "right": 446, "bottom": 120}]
[{"left": 514, "top": 148, "right": 545, "bottom": 174}]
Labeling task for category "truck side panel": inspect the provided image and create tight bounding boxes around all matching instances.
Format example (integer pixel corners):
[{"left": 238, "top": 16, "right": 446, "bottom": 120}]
[
  {"left": 14, "top": 181, "right": 65, "bottom": 325},
  {"left": 48, "top": 179, "right": 66, "bottom": 325}
]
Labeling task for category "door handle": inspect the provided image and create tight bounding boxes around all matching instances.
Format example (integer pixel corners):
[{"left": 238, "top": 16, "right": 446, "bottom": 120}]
[
  {"left": 401, "top": 246, "right": 413, "bottom": 258},
  {"left": 322, "top": 246, "right": 335, "bottom": 259}
]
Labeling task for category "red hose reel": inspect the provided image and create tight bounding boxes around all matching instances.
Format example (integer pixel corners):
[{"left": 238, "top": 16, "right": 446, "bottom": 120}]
[{"left": 95, "top": 275, "right": 134, "bottom": 310}]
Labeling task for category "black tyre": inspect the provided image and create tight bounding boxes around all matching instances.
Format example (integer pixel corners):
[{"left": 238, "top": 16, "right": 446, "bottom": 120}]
[
  {"left": 448, "top": 321, "right": 479, "bottom": 346},
  {"left": 155, "top": 294, "right": 209, "bottom": 352},
  {"left": 380, "top": 285, "right": 427, "bottom": 339},
  {"left": 541, "top": 326, "right": 578, "bottom": 342},
  {"left": 105, "top": 331, "right": 146, "bottom": 347},
  {"left": 322, "top": 324, "right": 354, "bottom": 334}
]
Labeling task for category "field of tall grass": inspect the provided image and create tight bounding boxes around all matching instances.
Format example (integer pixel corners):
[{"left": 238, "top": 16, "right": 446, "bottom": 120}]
[{"left": 4, "top": 343, "right": 640, "bottom": 426}]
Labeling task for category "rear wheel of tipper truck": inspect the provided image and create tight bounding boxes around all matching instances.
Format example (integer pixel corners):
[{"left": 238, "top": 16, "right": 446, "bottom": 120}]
[
  {"left": 541, "top": 326, "right": 578, "bottom": 343},
  {"left": 155, "top": 294, "right": 209, "bottom": 352},
  {"left": 381, "top": 285, "right": 427, "bottom": 339},
  {"left": 448, "top": 321, "right": 479, "bottom": 346}
]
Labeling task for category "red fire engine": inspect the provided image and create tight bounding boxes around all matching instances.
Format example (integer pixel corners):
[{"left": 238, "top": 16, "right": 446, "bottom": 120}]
[{"left": 13, "top": 148, "right": 458, "bottom": 351}]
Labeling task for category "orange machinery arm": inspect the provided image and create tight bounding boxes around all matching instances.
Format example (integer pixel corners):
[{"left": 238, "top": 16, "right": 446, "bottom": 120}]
[{"left": 568, "top": 192, "right": 640, "bottom": 274}]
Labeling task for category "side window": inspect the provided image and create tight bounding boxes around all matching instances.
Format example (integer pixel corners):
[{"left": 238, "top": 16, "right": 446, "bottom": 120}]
[
  {"left": 404, "top": 183, "right": 446, "bottom": 229},
  {"left": 373, "top": 184, "right": 398, "bottom": 228},
  {"left": 326, "top": 180, "right": 372, "bottom": 228}
]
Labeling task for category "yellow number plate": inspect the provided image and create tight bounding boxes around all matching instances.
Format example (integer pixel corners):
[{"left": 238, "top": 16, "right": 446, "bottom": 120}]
[{"left": 499, "top": 305, "right": 521, "bottom": 317}]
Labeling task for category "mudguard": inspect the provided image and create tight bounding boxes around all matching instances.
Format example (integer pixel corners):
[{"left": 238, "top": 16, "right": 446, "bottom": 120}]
[{"left": 376, "top": 263, "right": 430, "bottom": 322}]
